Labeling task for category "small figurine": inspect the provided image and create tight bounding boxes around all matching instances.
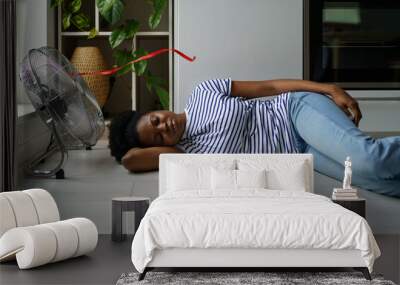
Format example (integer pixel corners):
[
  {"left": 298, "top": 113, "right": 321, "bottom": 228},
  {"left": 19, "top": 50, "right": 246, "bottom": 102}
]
[{"left": 343, "top": 156, "right": 352, "bottom": 190}]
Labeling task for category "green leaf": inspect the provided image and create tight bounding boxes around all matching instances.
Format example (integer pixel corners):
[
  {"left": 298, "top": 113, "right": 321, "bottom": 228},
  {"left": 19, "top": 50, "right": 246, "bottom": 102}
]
[
  {"left": 68, "top": 0, "right": 82, "bottom": 13},
  {"left": 63, "top": 13, "right": 72, "bottom": 30},
  {"left": 145, "top": 71, "right": 154, "bottom": 92},
  {"left": 145, "top": 72, "right": 166, "bottom": 92},
  {"left": 96, "top": 0, "right": 115, "bottom": 14},
  {"left": 112, "top": 49, "right": 134, "bottom": 76},
  {"left": 148, "top": 12, "right": 162, "bottom": 30},
  {"left": 51, "top": 0, "right": 63, "bottom": 8},
  {"left": 112, "top": 48, "right": 148, "bottom": 76},
  {"left": 148, "top": 0, "right": 167, "bottom": 29},
  {"left": 71, "top": 13, "right": 90, "bottom": 30},
  {"left": 145, "top": 71, "right": 169, "bottom": 109},
  {"left": 113, "top": 49, "right": 130, "bottom": 66},
  {"left": 88, "top": 28, "right": 98, "bottom": 39},
  {"left": 132, "top": 48, "right": 148, "bottom": 76},
  {"left": 109, "top": 25, "right": 126, "bottom": 49},
  {"left": 154, "top": 85, "right": 169, "bottom": 109},
  {"left": 109, "top": 19, "right": 139, "bottom": 49},
  {"left": 97, "top": 0, "right": 124, "bottom": 25},
  {"left": 124, "top": 19, "right": 140, "bottom": 39}
]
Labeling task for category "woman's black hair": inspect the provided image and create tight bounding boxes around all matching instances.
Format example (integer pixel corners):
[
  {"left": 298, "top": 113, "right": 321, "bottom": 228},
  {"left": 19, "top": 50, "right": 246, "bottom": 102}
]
[{"left": 108, "top": 110, "right": 144, "bottom": 163}]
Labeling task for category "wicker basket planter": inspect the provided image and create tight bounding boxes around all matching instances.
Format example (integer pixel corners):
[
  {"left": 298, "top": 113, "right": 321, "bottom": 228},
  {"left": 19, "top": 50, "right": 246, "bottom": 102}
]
[{"left": 70, "top": 46, "right": 110, "bottom": 107}]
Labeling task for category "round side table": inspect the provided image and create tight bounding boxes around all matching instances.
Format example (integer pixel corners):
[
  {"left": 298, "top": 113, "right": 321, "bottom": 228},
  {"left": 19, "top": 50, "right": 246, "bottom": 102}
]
[{"left": 112, "top": 196, "right": 150, "bottom": 242}]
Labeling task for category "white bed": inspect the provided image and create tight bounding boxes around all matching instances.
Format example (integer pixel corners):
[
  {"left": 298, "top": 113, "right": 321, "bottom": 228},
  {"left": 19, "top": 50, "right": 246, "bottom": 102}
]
[{"left": 131, "top": 154, "right": 380, "bottom": 280}]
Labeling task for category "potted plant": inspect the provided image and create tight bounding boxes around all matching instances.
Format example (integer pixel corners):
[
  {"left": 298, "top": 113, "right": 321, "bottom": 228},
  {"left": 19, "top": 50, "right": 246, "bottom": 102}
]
[{"left": 51, "top": 0, "right": 169, "bottom": 109}]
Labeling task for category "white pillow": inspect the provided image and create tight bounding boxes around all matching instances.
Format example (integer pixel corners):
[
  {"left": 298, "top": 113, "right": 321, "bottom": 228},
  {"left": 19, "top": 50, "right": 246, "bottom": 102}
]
[
  {"left": 166, "top": 160, "right": 235, "bottom": 192},
  {"left": 274, "top": 162, "right": 307, "bottom": 191},
  {"left": 238, "top": 160, "right": 308, "bottom": 192},
  {"left": 211, "top": 168, "right": 236, "bottom": 190},
  {"left": 237, "top": 169, "right": 267, "bottom": 189},
  {"left": 211, "top": 168, "right": 267, "bottom": 190}
]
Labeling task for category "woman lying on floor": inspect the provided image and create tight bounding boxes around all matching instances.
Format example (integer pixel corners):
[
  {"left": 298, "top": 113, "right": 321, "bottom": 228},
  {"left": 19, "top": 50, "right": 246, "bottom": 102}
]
[{"left": 109, "top": 78, "right": 400, "bottom": 197}]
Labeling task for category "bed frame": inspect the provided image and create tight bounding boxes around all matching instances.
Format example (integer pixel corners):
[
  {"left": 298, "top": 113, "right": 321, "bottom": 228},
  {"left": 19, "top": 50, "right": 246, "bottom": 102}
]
[
  {"left": 140, "top": 248, "right": 370, "bottom": 280},
  {"left": 138, "top": 154, "right": 372, "bottom": 280}
]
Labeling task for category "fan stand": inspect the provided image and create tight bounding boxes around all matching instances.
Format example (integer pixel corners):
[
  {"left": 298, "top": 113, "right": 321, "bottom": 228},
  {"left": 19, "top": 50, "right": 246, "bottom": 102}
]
[{"left": 25, "top": 121, "right": 66, "bottom": 179}]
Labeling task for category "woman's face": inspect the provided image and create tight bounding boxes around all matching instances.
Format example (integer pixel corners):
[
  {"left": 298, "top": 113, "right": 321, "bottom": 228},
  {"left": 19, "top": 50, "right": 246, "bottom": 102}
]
[{"left": 136, "top": 110, "right": 185, "bottom": 147}]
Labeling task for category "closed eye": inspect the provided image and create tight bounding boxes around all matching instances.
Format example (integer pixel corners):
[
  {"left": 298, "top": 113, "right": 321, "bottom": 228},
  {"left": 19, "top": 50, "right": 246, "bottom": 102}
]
[{"left": 150, "top": 116, "right": 159, "bottom": 127}]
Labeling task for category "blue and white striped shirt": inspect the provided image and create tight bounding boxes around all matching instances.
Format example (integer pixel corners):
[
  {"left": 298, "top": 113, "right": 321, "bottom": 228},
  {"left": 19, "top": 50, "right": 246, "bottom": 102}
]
[{"left": 176, "top": 78, "right": 299, "bottom": 154}]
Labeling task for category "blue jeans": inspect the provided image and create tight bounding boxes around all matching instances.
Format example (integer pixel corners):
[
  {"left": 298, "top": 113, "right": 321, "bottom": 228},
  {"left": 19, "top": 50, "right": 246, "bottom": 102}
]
[{"left": 288, "top": 92, "right": 400, "bottom": 198}]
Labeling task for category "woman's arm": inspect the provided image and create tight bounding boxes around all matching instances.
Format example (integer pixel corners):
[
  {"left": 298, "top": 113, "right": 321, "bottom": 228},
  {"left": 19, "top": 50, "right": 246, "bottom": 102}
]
[
  {"left": 121, "top": 146, "right": 183, "bottom": 172},
  {"left": 231, "top": 79, "right": 334, "bottom": 98},
  {"left": 231, "top": 79, "right": 362, "bottom": 126}
]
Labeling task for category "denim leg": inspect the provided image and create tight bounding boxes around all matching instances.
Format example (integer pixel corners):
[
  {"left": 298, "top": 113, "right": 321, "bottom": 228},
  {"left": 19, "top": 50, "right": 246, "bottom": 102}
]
[
  {"left": 306, "top": 145, "right": 400, "bottom": 197},
  {"left": 289, "top": 92, "right": 400, "bottom": 196}
]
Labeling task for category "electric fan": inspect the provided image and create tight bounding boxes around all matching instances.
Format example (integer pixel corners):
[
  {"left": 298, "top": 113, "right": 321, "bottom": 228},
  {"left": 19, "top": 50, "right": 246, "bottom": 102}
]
[{"left": 19, "top": 47, "right": 105, "bottom": 178}]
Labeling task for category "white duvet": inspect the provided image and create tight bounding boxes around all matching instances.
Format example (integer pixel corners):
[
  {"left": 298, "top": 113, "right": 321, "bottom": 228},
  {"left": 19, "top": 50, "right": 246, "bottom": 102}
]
[{"left": 131, "top": 190, "right": 380, "bottom": 273}]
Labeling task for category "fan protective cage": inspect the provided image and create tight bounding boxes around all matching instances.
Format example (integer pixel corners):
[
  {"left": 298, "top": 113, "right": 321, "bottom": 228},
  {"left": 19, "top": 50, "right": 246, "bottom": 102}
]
[{"left": 20, "top": 47, "right": 105, "bottom": 147}]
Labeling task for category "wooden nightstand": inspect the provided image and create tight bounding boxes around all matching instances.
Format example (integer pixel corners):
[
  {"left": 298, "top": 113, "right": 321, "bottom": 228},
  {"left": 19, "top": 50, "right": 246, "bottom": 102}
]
[{"left": 332, "top": 198, "right": 366, "bottom": 218}]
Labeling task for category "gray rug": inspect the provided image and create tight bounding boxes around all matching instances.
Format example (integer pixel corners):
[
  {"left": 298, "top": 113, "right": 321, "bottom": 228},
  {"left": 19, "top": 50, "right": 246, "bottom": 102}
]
[{"left": 116, "top": 272, "right": 396, "bottom": 285}]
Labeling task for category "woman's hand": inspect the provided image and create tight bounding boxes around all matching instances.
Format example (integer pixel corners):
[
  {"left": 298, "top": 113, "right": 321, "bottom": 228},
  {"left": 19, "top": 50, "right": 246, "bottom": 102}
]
[{"left": 328, "top": 85, "right": 362, "bottom": 126}]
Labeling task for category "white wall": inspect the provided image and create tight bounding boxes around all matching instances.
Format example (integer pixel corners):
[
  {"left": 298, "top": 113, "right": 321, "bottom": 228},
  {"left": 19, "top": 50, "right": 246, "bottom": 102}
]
[{"left": 16, "top": 0, "right": 51, "bottom": 110}]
